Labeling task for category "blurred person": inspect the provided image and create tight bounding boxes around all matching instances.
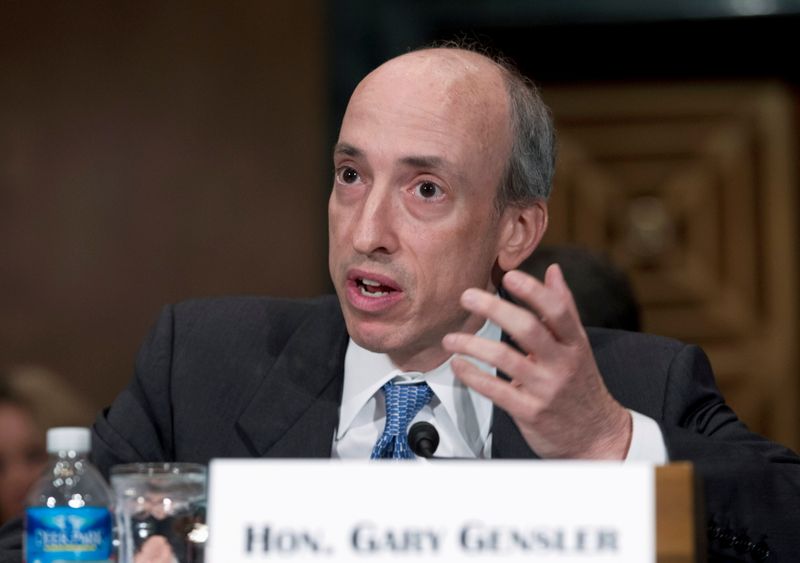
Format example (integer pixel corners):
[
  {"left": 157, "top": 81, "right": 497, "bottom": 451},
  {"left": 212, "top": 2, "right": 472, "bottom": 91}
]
[
  {"left": 2, "top": 365, "right": 95, "bottom": 432},
  {"left": 0, "top": 366, "right": 94, "bottom": 525},
  {"left": 0, "top": 376, "right": 46, "bottom": 526},
  {"left": 520, "top": 245, "right": 641, "bottom": 331}
]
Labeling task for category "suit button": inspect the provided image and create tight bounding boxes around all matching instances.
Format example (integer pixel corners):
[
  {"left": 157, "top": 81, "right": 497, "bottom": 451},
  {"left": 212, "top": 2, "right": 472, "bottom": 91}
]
[{"left": 750, "top": 541, "right": 770, "bottom": 561}]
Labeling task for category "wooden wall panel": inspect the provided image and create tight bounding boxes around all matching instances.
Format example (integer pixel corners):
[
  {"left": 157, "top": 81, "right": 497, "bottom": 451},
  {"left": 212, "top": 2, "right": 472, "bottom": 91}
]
[{"left": 543, "top": 83, "right": 799, "bottom": 449}]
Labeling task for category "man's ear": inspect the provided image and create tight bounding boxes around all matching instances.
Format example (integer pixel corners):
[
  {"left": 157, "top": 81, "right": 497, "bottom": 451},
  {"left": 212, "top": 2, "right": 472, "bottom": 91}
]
[{"left": 497, "top": 201, "right": 548, "bottom": 271}]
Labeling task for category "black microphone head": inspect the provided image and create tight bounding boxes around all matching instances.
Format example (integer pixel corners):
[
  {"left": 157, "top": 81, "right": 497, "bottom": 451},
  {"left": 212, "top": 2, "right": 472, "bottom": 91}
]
[{"left": 408, "top": 421, "right": 440, "bottom": 458}]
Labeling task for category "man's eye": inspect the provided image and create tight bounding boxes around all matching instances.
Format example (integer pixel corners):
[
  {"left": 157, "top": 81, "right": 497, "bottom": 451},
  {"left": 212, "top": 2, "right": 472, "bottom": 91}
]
[
  {"left": 415, "top": 181, "right": 444, "bottom": 200},
  {"left": 336, "top": 167, "right": 360, "bottom": 184}
]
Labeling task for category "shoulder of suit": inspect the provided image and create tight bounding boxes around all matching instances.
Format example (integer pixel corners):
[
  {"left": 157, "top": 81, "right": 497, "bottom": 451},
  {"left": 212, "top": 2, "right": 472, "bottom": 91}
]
[
  {"left": 165, "top": 294, "right": 343, "bottom": 343},
  {"left": 171, "top": 294, "right": 339, "bottom": 318},
  {"left": 586, "top": 326, "right": 692, "bottom": 358}
]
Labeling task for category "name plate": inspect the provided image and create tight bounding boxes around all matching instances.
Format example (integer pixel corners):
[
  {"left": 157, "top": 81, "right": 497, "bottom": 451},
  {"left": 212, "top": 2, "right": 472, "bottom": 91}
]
[{"left": 207, "top": 460, "right": 654, "bottom": 562}]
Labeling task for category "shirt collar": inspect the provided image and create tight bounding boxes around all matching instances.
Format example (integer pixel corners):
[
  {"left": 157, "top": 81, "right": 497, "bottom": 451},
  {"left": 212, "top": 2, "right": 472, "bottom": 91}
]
[{"left": 337, "top": 319, "right": 501, "bottom": 448}]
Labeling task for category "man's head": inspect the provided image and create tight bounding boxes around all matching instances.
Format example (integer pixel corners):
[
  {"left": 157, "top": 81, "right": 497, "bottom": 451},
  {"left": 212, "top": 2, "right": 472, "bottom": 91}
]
[{"left": 328, "top": 47, "right": 555, "bottom": 371}]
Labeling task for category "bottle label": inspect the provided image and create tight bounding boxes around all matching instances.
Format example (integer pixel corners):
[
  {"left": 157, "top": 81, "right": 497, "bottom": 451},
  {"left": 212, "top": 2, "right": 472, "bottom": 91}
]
[{"left": 25, "top": 506, "right": 112, "bottom": 562}]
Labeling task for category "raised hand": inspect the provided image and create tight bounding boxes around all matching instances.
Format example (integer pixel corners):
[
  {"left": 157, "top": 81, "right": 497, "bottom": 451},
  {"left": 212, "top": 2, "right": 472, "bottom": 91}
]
[{"left": 442, "top": 265, "right": 631, "bottom": 459}]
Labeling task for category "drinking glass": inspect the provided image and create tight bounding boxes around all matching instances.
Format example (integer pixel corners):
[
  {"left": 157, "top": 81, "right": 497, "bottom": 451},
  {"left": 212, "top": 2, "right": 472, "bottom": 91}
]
[{"left": 111, "top": 463, "right": 207, "bottom": 563}]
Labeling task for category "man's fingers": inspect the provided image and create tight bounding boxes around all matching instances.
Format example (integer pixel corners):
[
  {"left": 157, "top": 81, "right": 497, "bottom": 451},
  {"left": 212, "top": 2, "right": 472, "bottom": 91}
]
[
  {"left": 443, "top": 332, "right": 541, "bottom": 388},
  {"left": 502, "top": 266, "right": 584, "bottom": 344},
  {"left": 450, "top": 356, "right": 536, "bottom": 420},
  {"left": 459, "top": 288, "right": 555, "bottom": 355}
]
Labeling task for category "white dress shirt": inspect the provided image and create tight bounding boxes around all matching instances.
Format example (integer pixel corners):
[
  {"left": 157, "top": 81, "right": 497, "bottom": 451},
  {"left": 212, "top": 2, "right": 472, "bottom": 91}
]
[{"left": 332, "top": 320, "right": 667, "bottom": 462}]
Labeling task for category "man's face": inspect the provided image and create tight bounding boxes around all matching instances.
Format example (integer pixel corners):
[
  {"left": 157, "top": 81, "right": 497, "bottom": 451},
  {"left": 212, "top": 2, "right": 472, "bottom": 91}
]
[{"left": 328, "top": 51, "right": 514, "bottom": 371}]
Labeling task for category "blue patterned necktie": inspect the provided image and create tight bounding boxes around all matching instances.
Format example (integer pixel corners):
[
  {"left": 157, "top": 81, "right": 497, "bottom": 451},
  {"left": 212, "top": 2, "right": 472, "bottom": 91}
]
[{"left": 370, "top": 381, "right": 433, "bottom": 459}]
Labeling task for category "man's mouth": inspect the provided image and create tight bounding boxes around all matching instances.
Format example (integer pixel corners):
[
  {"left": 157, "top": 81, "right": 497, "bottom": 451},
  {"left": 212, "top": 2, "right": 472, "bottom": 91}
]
[
  {"left": 344, "top": 270, "right": 403, "bottom": 311},
  {"left": 356, "top": 277, "right": 396, "bottom": 297}
]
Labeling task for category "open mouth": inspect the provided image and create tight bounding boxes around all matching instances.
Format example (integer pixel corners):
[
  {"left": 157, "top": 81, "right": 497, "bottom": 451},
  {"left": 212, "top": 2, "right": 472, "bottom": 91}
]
[{"left": 356, "top": 277, "right": 396, "bottom": 297}]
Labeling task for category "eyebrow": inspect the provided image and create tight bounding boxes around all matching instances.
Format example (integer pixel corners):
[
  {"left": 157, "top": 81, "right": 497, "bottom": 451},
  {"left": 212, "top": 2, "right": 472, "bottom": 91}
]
[
  {"left": 333, "top": 142, "right": 362, "bottom": 158},
  {"left": 400, "top": 155, "right": 446, "bottom": 170},
  {"left": 334, "top": 143, "right": 448, "bottom": 171}
]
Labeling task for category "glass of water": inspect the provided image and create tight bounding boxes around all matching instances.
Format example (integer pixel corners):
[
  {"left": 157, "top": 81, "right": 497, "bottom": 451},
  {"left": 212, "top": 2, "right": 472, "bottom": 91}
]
[{"left": 111, "top": 463, "right": 207, "bottom": 563}]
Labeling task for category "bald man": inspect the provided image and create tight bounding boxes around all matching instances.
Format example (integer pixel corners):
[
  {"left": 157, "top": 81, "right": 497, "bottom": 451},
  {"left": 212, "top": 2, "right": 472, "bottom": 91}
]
[{"left": 1, "top": 46, "right": 798, "bottom": 562}]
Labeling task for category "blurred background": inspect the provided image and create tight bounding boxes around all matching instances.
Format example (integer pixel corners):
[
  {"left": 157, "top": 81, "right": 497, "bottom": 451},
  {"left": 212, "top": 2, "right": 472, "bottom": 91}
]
[{"left": 1, "top": 0, "right": 799, "bottom": 450}]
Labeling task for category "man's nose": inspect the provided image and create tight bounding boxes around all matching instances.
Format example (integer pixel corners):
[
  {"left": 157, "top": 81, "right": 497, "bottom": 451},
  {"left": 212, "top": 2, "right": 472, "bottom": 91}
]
[{"left": 352, "top": 185, "right": 398, "bottom": 256}]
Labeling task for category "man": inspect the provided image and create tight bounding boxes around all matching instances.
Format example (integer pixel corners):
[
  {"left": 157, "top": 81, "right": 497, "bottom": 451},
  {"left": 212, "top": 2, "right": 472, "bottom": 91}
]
[
  {"left": 327, "top": 47, "right": 636, "bottom": 460},
  {"left": 1, "top": 46, "right": 798, "bottom": 561}
]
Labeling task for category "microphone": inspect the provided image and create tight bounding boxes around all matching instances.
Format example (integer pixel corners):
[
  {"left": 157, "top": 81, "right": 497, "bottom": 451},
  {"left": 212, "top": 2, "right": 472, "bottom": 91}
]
[{"left": 409, "top": 421, "right": 440, "bottom": 458}]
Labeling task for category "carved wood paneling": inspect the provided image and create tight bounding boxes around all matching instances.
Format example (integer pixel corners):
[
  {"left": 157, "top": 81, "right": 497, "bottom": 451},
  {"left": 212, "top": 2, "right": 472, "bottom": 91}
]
[{"left": 543, "top": 83, "right": 799, "bottom": 449}]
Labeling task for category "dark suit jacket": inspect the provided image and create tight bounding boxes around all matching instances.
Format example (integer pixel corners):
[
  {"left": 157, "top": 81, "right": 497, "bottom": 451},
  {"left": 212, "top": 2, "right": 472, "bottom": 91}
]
[{"left": 1, "top": 295, "right": 798, "bottom": 561}]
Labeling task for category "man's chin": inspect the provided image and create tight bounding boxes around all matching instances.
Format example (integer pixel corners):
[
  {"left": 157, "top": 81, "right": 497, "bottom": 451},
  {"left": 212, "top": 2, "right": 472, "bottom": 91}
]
[
  {"left": 346, "top": 321, "right": 453, "bottom": 371},
  {"left": 344, "top": 315, "right": 416, "bottom": 355},
  {"left": 345, "top": 320, "right": 397, "bottom": 354}
]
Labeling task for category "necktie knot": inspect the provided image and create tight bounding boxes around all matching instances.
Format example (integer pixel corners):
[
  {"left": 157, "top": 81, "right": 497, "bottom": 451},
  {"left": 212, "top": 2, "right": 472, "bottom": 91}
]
[{"left": 371, "top": 380, "right": 433, "bottom": 459}]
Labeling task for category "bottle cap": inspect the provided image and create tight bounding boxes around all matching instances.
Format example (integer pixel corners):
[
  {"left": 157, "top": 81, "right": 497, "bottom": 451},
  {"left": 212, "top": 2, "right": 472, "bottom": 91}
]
[{"left": 47, "top": 427, "right": 91, "bottom": 454}]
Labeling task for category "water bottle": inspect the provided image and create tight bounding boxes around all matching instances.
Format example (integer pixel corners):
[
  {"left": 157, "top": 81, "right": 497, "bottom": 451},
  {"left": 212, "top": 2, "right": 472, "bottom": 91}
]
[{"left": 25, "top": 427, "right": 114, "bottom": 563}]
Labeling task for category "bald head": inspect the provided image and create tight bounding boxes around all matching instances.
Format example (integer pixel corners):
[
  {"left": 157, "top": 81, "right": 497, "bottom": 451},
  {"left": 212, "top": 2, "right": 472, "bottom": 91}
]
[{"left": 358, "top": 48, "right": 509, "bottom": 112}]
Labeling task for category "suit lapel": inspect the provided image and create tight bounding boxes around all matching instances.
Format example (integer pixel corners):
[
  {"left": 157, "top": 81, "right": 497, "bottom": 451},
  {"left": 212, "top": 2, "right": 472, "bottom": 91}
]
[{"left": 235, "top": 298, "right": 349, "bottom": 458}]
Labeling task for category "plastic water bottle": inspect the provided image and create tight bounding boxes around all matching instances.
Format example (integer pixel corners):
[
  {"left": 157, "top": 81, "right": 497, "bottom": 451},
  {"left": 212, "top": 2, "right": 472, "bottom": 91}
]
[{"left": 25, "top": 427, "right": 114, "bottom": 563}]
